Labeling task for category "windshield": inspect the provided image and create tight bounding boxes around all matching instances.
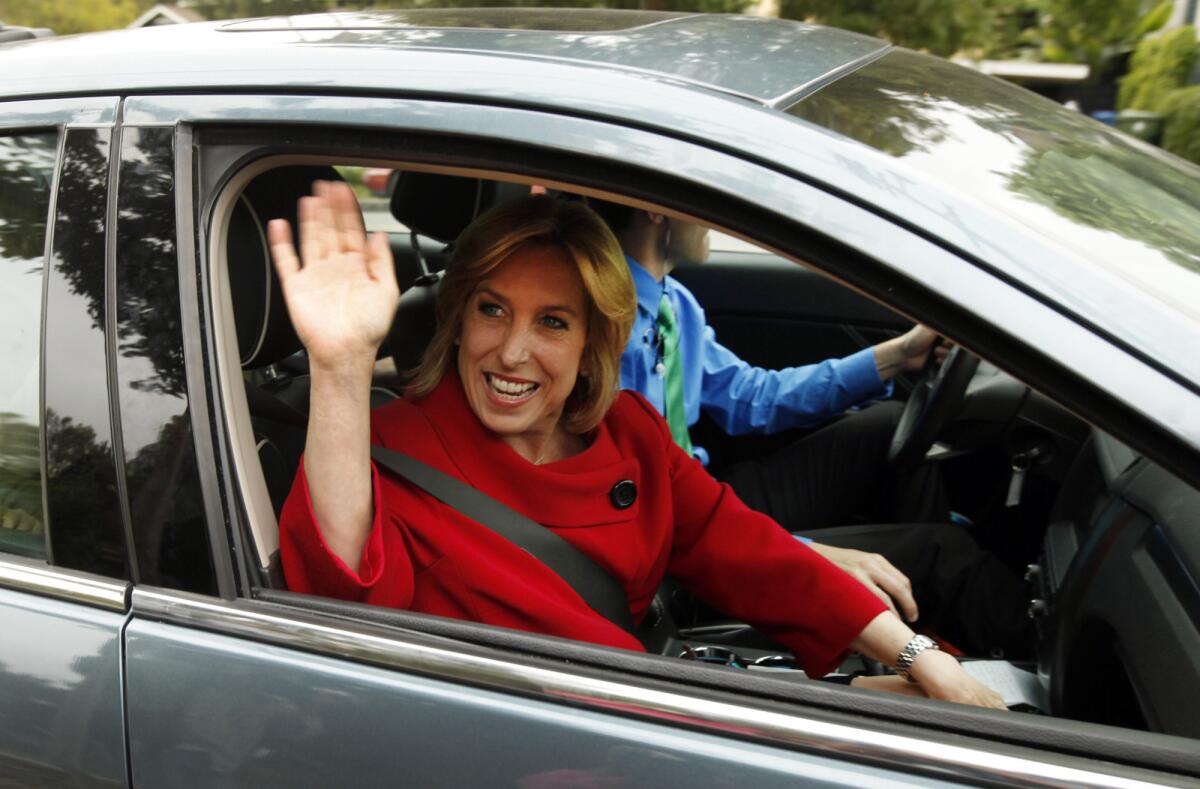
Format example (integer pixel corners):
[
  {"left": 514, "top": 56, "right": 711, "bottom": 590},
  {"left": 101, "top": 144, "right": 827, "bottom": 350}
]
[{"left": 787, "top": 48, "right": 1200, "bottom": 322}]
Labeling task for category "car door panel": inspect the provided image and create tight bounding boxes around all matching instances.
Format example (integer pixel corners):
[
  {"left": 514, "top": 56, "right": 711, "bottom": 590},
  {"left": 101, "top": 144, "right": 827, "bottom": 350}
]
[
  {"left": 123, "top": 603, "right": 951, "bottom": 788},
  {"left": 0, "top": 566, "right": 128, "bottom": 788}
]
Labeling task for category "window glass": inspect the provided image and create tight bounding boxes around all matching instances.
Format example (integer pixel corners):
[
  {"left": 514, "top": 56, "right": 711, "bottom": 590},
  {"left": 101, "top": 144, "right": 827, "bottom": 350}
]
[
  {"left": 115, "top": 127, "right": 215, "bottom": 594},
  {"left": 335, "top": 165, "right": 407, "bottom": 233},
  {"left": 787, "top": 48, "right": 1200, "bottom": 295},
  {"left": 44, "top": 129, "right": 129, "bottom": 580},
  {"left": 0, "top": 132, "right": 56, "bottom": 559}
]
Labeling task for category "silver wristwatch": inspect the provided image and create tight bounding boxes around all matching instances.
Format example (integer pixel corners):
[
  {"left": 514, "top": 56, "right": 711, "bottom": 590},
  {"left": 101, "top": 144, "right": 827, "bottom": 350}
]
[{"left": 894, "top": 634, "right": 939, "bottom": 682}]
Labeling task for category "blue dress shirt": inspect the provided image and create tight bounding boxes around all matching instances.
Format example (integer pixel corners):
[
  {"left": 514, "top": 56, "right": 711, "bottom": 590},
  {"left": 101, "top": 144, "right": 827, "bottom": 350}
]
[{"left": 619, "top": 255, "right": 890, "bottom": 466}]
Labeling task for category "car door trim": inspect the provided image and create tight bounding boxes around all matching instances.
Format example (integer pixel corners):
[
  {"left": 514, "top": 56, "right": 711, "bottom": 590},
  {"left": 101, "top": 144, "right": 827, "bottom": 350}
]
[
  {"left": 130, "top": 586, "right": 1179, "bottom": 789},
  {"left": 0, "top": 555, "right": 130, "bottom": 611},
  {"left": 0, "top": 96, "right": 118, "bottom": 130}
]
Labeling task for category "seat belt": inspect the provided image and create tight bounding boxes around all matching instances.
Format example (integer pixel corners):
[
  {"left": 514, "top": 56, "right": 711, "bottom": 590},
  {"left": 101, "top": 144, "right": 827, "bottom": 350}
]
[{"left": 369, "top": 445, "right": 636, "bottom": 635}]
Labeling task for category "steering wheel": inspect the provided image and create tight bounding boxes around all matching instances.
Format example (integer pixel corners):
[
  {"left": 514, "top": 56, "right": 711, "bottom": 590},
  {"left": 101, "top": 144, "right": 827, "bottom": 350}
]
[{"left": 887, "top": 345, "right": 979, "bottom": 468}]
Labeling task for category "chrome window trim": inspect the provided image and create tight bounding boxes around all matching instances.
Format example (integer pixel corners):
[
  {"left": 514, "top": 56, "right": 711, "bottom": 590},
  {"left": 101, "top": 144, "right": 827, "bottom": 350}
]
[
  {"left": 0, "top": 555, "right": 129, "bottom": 611},
  {"left": 132, "top": 587, "right": 1176, "bottom": 789},
  {"left": 0, "top": 97, "right": 118, "bottom": 130}
]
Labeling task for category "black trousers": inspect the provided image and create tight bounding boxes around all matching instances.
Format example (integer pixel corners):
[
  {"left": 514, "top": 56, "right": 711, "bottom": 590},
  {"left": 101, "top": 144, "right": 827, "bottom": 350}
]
[{"left": 717, "top": 402, "right": 1033, "bottom": 657}]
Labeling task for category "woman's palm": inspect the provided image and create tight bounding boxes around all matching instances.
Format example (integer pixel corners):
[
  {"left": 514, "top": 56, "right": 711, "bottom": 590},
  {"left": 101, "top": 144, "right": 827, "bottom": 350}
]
[{"left": 268, "top": 181, "right": 401, "bottom": 367}]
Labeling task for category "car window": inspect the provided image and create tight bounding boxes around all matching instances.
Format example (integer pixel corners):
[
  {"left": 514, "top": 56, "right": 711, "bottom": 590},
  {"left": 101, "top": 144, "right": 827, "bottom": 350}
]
[
  {"left": 42, "top": 129, "right": 130, "bottom": 580},
  {"left": 336, "top": 165, "right": 408, "bottom": 234},
  {"left": 114, "top": 127, "right": 217, "bottom": 594},
  {"left": 0, "top": 132, "right": 56, "bottom": 559}
]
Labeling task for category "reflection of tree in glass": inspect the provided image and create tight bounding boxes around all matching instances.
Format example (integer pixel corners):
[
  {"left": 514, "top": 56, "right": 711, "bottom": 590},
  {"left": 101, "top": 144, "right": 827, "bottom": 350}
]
[
  {"left": 50, "top": 131, "right": 110, "bottom": 330},
  {"left": 1006, "top": 141, "right": 1200, "bottom": 274},
  {"left": 45, "top": 409, "right": 129, "bottom": 580},
  {"left": 0, "top": 135, "right": 56, "bottom": 263},
  {"left": 0, "top": 412, "right": 43, "bottom": 538},
  {"left": 115, "top": 128, "right": 186, "bottom": 398},
  {"left": 124, "top": 412, "right": 214, "bottom": 594},
  {"left": 789, "top": 68, "right": 950, "bottom": 158}
]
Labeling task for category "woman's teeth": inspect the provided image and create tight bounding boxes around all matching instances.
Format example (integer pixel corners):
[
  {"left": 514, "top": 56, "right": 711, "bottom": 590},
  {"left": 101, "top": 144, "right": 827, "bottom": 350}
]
[{"left": 488, "top": 374, "right": 538, "bottom": 399}]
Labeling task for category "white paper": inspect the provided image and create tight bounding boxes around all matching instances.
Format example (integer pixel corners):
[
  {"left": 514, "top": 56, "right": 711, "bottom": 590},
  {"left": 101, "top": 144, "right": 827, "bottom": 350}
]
[{"left": 961, "top": 660, "right": 1046, "bottom": 710}]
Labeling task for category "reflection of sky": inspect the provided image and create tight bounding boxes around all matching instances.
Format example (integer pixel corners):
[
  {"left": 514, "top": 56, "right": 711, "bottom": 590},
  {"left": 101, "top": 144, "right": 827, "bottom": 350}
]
[
  {"left": 0, "top": 262, "right": 42, "bottom": 422},
  {"left": 44, "top": 273, "right": 112, "bottom": 443},
  {"left": 897, "top": 107, "right": 1200, "bottom": 322},
  {"left": 0, "top": 591, "right": 118, "bottom": 692},
  {"left": 117, "top": 344, "right": 187, "bottom": 457}
]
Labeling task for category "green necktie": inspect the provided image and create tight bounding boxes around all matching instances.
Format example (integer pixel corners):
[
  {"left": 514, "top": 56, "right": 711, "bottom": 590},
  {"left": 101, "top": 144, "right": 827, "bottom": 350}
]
[{"left": 657, "top": 293, "right": 693, "bottom": 454}]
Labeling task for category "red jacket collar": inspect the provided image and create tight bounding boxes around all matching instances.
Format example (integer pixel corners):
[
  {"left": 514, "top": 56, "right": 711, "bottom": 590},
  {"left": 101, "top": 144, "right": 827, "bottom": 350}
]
[{"left": 408, "top": 370, "right": 641, "bottom": 527}]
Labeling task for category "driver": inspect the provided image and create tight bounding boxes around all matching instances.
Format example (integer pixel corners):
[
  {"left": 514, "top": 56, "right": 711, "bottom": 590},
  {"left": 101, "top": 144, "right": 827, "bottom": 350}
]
[{"left": 592, "top": 201, "right": 1032, "bottom": 658}]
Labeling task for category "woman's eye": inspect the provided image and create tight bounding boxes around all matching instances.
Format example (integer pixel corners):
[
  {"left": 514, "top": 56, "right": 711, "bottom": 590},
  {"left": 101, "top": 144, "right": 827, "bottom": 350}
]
[
  {"left": 478, "top": 302, "right": 503, "bottom": 317},
  {"left": 542, "top": 315, "right": 568, "bottom": 330}
]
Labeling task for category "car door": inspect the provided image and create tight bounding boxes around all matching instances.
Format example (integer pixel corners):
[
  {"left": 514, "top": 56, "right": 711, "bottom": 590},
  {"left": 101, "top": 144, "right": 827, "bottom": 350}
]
[
  {"left": 104, "top": 92, "right": 1200, "bottom": 788},
  {"left": 0, "top": 97, "right": 130, "bottom": 788}
]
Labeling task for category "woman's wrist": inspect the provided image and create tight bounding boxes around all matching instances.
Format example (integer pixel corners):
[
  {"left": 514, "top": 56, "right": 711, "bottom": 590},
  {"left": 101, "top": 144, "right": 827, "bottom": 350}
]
[{"left": 906, "top": 647, "right": 961, "bottom": 690}]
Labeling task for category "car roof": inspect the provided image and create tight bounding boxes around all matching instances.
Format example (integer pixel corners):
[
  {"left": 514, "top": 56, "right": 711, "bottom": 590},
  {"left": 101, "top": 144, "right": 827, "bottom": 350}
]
[{"left": 0, "top": 9, "right": 888, "bottom": 107}]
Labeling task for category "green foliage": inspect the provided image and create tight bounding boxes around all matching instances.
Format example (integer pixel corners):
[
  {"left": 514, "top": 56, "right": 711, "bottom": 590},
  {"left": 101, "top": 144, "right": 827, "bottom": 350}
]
[
  {"left": 778, "top": 0, "right": 991, "bottom": 56},
  {"left": 1117, "top": 26, "right": 1200, "bottom": 111},
  {"left": 1038, "top": 0, "right": 1171, "bottom": 77},
  {"left": 975, "top": 0, "right": 1043, "bottom": 59},
  {"left": 365, "top": 0, "right": 752, "bottom": 12},
  {"left": 1161, "top": 85, "right": 1200, "bottom": 166},
  {"left": 0, "top": 0, "right": 148, "bottom": 34},
  {"left": 188, "top": 0, "right": 334, "bottom": 20}
]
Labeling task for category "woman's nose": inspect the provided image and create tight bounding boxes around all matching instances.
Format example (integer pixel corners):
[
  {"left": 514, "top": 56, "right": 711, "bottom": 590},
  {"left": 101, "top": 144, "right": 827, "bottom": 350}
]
[{"left": 498, "top": 324, "right": 532, "bottom": 367}]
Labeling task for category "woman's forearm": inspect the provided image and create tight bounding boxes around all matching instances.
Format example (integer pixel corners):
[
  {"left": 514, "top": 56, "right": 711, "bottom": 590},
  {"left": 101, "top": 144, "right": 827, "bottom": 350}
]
[
  {"left": 304, "top": 354, "right": 378, "bottom": 573},
  {"left": 850, "top": 611, "right": 1006, "bottom": 709}
]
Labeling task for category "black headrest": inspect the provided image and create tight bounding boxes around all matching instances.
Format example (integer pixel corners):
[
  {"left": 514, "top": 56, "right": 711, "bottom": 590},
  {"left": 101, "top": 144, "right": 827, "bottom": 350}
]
[
  {"left": 385, "top": 173, "right": 536, "bottom": 374},
  {"left": 227, "top": 165, "right": 342, "bottom": 369},
  {"left": 389, "top": 273, "right": 442, "bottom": 377},
  {"left": 389, "top": 171, "right": 496, "bottom": 244}
]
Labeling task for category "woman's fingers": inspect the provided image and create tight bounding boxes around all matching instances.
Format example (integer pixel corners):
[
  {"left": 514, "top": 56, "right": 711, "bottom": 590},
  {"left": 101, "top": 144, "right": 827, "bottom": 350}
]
[
  {"left": 326, "top": 180, "right": 368, "bottom": 256},
  {"left": 298, "top": 194, "right": 327, "bottom": 270},
  {"left": 872, "top": 558, "right": 918, "bottom": 622},
  {"left": 268, "top": 218, "right": 300, "bottom": 282},
  {"left": 367, "top": 230, "right": 398, "bottom": 287},
  {"left": 311, "top": 185, "right": 340, "bottom": 264}
]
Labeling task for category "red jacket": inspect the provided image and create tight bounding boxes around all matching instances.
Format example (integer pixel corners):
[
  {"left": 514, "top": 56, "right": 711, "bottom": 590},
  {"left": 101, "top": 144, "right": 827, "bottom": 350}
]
[{"left": 280, "top": 372, "right": 885, "bottom": 675}]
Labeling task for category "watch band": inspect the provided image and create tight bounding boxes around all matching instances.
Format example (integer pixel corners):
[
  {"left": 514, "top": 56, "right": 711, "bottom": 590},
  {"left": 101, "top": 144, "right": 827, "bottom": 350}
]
[{"left": 894, "top": 634, "right": 939, "bottom": 682}]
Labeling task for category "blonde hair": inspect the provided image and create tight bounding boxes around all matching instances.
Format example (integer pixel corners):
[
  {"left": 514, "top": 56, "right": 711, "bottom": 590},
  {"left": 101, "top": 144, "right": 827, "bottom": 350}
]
[{"left": 406, "top": 194, "right": 635, "bottom": 434}]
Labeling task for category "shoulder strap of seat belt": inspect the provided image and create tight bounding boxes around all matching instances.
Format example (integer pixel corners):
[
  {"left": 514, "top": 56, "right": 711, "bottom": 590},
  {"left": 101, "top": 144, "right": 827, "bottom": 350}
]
[{"left": 369, "top": 445, "right": 636, "bottom": 635}]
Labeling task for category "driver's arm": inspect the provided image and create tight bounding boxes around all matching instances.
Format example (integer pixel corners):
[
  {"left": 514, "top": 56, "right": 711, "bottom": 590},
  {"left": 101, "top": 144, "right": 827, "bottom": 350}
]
[{"left": 695, "top": 322, "right": 888, "bottom": 434}]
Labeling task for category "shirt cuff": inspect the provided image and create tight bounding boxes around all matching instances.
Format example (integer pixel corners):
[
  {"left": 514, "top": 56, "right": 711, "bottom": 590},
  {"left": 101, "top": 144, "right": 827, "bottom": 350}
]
[{"left": 841, "top": 346, "right": 892, "bottom": 401}]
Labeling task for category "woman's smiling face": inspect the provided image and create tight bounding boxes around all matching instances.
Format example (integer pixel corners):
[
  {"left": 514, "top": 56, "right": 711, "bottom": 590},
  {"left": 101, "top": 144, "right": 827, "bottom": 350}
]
[{"left": 457, "top": 242, "right": 589, "bottom": 455}]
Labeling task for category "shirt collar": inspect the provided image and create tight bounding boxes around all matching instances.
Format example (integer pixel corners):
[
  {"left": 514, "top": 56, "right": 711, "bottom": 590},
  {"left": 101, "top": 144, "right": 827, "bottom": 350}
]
[{"left": 625, "top": 254, "right": 666, "bottom": 316}]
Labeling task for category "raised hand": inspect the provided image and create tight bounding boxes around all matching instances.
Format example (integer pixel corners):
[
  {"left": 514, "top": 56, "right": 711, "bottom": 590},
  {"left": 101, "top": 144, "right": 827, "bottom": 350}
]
[{"left": 268, "top": 180, "right": 400, "bottom": 372}]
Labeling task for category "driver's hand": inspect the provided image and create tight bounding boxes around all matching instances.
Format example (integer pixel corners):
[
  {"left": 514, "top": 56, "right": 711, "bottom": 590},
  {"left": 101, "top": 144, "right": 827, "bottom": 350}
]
[
  {"left": 874, "top": 324, "right": 948, "bottom": 379},
  {"left": 808, "top": 542, "right": 919, "bottom": 622}
]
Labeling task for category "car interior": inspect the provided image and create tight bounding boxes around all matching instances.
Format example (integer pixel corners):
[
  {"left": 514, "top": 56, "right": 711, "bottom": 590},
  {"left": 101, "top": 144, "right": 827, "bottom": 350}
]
[{"left": 214, "top": 160, "right": 1199, "bottom": 743}]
